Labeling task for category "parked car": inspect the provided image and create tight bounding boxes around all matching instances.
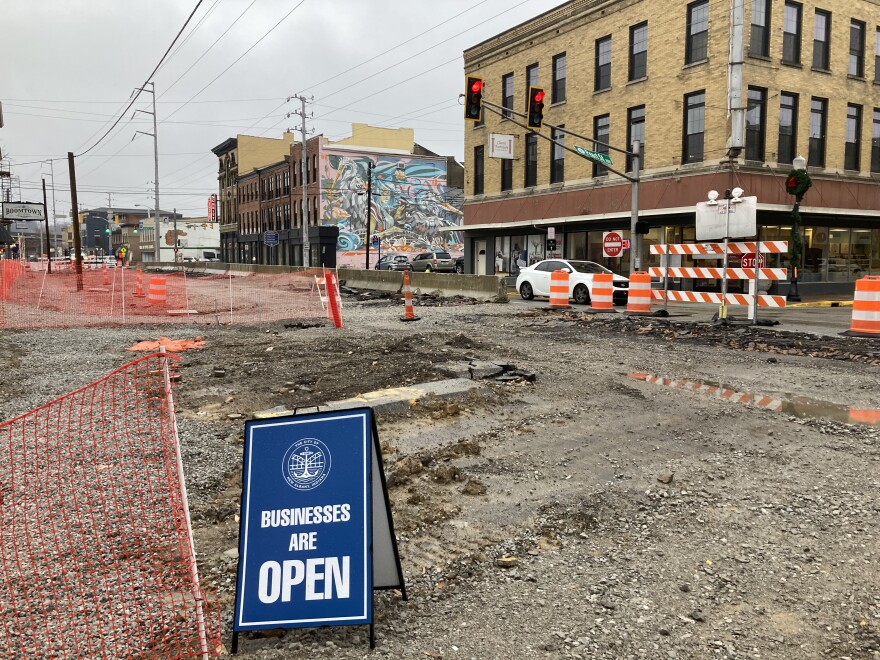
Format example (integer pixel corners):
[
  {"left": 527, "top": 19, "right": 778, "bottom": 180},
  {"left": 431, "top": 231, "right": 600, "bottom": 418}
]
[
  {"left": 515, "top": 259, "right": 629, "bottom": 305},
  {"left": 410, "top": 251, "right": 454, "bottom": 273},
  {"left": 375, "top": 254, "right": 412, "bottom": 271},
  {"left": 453, "top": 256, "right": 465, "bottom": 274}
]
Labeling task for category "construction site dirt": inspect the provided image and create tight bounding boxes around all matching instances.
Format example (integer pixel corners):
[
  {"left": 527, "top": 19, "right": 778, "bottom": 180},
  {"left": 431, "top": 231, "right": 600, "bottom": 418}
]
[{"left": 2, "top": 293, "right": 879, "bottom": 660}]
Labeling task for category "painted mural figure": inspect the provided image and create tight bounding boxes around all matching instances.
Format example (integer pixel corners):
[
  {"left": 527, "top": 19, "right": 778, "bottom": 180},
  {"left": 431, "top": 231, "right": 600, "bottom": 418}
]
[{"left": 321, "top": 154, "right": 462, "bottom": 266}]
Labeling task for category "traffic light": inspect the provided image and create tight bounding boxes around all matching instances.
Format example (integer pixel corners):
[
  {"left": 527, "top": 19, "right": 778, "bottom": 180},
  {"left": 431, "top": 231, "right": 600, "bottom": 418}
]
[
  {"left": 527, "top": 86, "right": 545, "bottom": 129},
  {"left": 464, "top": 76, "right": 483, "bottom": 122},
  {"left": 635, "top": 220, "right": 650, "bottom": 234}
]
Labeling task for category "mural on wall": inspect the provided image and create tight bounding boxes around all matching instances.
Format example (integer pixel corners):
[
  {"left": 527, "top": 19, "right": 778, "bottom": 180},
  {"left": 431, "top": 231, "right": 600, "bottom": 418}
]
[{"left": 320, "top": 151, "right": 462, "bottom": 263}]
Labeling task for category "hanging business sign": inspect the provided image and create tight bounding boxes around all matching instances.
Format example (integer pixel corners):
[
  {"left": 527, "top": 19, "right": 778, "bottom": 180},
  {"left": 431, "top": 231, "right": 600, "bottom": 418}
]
[
  {"left": 207, "top": 194, "right": 217, "bottom": 223},
  {"left": 232, "top": 407, "right": 404, "bottom": 652},
  {"left": 488, "top": 134, "right": 515, "bottom": 159},
  {"left": 1, "top": 202, "right": 45, "bottom": 221}
]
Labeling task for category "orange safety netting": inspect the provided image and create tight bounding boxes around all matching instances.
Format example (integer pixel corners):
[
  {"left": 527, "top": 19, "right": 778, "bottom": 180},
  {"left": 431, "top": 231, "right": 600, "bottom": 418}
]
[
  {"left": 0, "top": 353, "right": 222, "bottom": 659},
  {"left": 0, "top": 264, "right": 332, "bottom": 329},
  {"left": 128, "top": 337, "right": 207, "bottom": 352}
]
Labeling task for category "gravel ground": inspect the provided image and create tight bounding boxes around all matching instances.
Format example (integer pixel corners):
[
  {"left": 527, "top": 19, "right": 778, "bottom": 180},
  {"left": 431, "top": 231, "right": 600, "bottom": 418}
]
[{"left": 2, "top": 293, "right": 879, "bottom": 659}]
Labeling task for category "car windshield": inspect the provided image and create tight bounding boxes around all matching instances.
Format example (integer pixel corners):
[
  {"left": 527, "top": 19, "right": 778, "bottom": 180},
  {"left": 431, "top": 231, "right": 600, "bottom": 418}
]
[
  {"left": 567, "top": 261, "right": 613, "bottom": 274},
  {"left": 392, "top": 256, "right": 408, "bottom": 263},
  {"left": 433, "top": 252, "right": 451, "bottom": 259}
]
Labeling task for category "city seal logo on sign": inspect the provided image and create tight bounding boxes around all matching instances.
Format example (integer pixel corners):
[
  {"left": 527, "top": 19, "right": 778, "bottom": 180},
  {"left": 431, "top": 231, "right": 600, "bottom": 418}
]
[{"left": 282, "top": 438, "right": 331, "bottom": 491}]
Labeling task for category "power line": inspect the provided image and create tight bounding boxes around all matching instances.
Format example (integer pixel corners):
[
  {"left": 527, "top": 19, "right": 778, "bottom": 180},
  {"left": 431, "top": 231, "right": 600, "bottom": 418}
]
[{"left": 75, "top": 0, "right": 205, "bottom": 157}]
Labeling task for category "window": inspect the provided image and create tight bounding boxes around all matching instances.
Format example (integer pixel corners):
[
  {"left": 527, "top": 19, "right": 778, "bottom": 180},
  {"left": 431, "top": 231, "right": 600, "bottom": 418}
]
[
  {"left": 686, "top": 1, "right": 709, "bottom": 64},
  {"left": 627, "top": 106, "right": 645, "bottom": 172},
  {"left": 746, "top": 86, "right": 767, "bottom": 161},
  {"left": 808, "top": 97, "right": 827, "bottom": 167},
  {"left": 750, "top": 0, "right": 770, "bottom": 57},
  {"left": 595, "top": 36, "right": 612, "bottom": 91},
  {"left": 526, "top": 63, "right": 539, "bottom": 89},
  {"left": 473, "top": 145, "right": 484, "bottom": 195},
  {"left": 502, "top": 73, "right": 514, "bottom": 119},
  {"left": 872, "top": 109, "right": 880, "bottom": 173},
  {"left": 550, "top": 126, "right": 565, "bottom": 183},
  {"left": 683, "top": 91, "right": 706, "bottom": 164},
  {"left": 593, "top": 114, "right": 610, "bottom": 177},
  {"left": 778, "top": 92, "right": 798, "bottom": 164},
  {"left": 850, "top": 19, "right": 866, "bottom": 76},
  {"left": 501, "top": 159, "right": 513, "bottom": 192},
  {"left": 876, "top": 28, "right": 880, "bottom": 82},
  {"left": 812, "top": 10, "right": 830, "bottom": 70},
  {"left": 552, "top": 53, "right": 566, "bottom": 103},
  {"left": 783, "top": 2, "right": 802, "bottom": 64},
  {"left": 525, "top": 133, "right": 538, "bottom": 187},
  {"left": 845, "top": 104, "right": 862, "bottom": 171},
  {"left": 629, "top": 22, "right": 648, "bottom": 80}
]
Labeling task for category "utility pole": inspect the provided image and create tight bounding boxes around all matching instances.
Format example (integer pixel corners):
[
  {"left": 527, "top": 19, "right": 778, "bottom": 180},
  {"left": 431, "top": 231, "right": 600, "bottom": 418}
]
[
  {"left": 288, "top": 94, "right": 312, "bottom": 267},
  {"left": 42, "top": 179, "right": 51, "bottom": 273},
  {"left": 728, "top": 0, "right": 746, "bottom": 158},
  {"left": 133, "top": 81, "right": 159, "bottom": 262},
  {"left": 68, "top": 151, "right": 83, "bottom": 289},
  {"left": 630, "top": 140, "right": 641, "bottom": 273},
  {"left": 107, "top": 192, "right": 113, "bottom": 258},
  {"left": 48, "top": 159, "right": 58, "bottom": 256}
]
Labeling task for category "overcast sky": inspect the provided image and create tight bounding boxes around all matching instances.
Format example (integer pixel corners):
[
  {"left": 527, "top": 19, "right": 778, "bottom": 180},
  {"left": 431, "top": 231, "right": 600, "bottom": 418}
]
[{"left": 2, "top": 0, "right": 563, "bottom": 218}]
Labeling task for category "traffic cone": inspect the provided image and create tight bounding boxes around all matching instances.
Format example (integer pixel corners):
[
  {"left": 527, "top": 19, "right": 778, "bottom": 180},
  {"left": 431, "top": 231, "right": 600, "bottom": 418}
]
[
  {"left": 400, "top": 270, "right": 420, "bottom": 322},
  {"left": 134, "top": 265, "right": 144, "bottom": 297}
]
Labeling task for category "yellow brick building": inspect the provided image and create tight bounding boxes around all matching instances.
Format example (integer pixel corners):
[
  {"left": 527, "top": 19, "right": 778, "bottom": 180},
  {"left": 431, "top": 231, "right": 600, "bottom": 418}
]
[{"left": 462, "top": 0, "right": 880, "bottom": 294}]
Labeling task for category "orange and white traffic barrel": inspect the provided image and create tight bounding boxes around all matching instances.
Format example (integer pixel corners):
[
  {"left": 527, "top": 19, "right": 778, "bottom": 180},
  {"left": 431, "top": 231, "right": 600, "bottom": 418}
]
[
  {"left": 134, "top": 265, "right": 144, "bottom": 297},
  {"left": 844, "top": 276, "right": 880, "bottom": 337},
  {"left": 546, "top": 269, "right": 571, "bottom": 310},
  {"left": 147, "top": 276, "right": 167, "bottom": 305},
  {"left": 400, "top": 269, "right": 421, "bottom": 322},
  {"left": 626, "top": 272, "right": 652, "bottom": 315},
  {"left": 590, "top": 273, "right": 615, "bottom": 313}
]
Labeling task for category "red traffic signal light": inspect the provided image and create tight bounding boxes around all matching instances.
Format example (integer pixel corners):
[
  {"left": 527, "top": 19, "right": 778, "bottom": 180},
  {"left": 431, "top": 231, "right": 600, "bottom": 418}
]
[
  {"left": 464, "top": 76, "right": 483, "bottom": 122},
  {"left": 527, "top": 86, "right": 545, "bottom": 129}
]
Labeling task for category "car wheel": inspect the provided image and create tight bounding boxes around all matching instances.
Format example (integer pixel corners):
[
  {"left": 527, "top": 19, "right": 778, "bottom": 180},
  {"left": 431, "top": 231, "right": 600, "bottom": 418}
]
[
  {"left": 519, "top": 281, "right": 534, "bottom": 300},
  {"left": 573, "top": 284, "right": 590, "bottom": 305},
  {"left": 455, "top": 264, "right": 464, "bottom": 274}
]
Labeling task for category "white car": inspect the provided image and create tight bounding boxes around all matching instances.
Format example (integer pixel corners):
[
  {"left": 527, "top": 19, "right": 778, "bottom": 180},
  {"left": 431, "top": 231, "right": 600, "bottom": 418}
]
[{"left": 515, "top": 259, "right": 629, "bottom": 305}]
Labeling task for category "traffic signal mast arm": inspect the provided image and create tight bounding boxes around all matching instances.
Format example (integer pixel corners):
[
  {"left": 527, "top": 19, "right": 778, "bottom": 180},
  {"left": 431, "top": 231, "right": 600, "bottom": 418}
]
[{"left": 478, "top": 99, "right": 637, "bottom": 183}]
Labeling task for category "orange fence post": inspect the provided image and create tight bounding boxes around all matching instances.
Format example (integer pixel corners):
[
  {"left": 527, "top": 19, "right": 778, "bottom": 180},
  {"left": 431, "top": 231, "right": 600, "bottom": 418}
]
[
  {"left": 102, "top": 262, "right": 109, "bottom": 286},
  {"left": 546, "top": 269, "right": 571, "bottom": 310},
  {"left": 400, "top": 269, "right": 421, "bottom": 322},
  {"left": 325, "top": 270, "right": 343, "bottom": 329},
  {"left": 590, "top": 272, "right": 615, "bottom": 313},
  {"left": 844, "top": 276, "right": 880, "bottom": 337},
  {"left": 626, "top": 272, "right": 652, "bottom": 315},
  {"left": 134, "top": 265, "right": 144, "bottom": 297}
]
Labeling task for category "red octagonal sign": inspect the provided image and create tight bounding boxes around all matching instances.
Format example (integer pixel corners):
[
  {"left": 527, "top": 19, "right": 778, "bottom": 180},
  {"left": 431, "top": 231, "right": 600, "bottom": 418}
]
[{"left": 603, "top": 231, "right": 624, "bottom": 258}]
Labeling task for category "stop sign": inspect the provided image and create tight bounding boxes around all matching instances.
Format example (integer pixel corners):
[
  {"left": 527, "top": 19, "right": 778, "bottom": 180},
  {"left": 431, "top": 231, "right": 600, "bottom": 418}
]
[
  {"left": 741, "top": 252, "right": 765, "bottom": 268},
  {"left": 603, "top": 231, "right": 624, "bottom": 258}
]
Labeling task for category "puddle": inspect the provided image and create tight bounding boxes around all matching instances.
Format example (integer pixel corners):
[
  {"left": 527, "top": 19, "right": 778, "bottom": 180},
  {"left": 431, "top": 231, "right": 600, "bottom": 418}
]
[{"left": 628, "top": 373, "right": 880, "bottom": 427}]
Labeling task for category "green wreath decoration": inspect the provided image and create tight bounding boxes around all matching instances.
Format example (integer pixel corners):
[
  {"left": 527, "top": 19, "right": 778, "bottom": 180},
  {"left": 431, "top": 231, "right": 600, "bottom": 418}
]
[{"left": 785, "top": 169, "right": 812, "bottom": 197}]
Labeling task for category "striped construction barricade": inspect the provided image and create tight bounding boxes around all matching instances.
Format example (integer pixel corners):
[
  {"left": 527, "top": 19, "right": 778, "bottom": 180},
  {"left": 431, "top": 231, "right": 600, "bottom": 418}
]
[
  {"left": 546, "top": 269, "right": 571, "bottom": 310},
  {"left": 843, "top": 276, "right": 880, "bottom": 337},
  {"left": 625, "top": 272, "right": 652, "bottom": 315},
  {"left": 590, "top": 272, "right": 615, "bottom": 313}
]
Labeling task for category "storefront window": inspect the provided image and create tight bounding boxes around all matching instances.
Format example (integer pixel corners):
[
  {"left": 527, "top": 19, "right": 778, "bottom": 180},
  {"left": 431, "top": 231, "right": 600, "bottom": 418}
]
[
  {"left": 567, "top": 232, "right": 587, "bottom": 260},
  {"left": 510, "top": 236, "right": 527, "bottom": 275},
  {"left": 495, "top": 236, "right": 511, "bottom": 274},
  {"left": 526, "top": 234, "right": 545, "bottom": 265},
  {"left": 852, "top": 229, "right": 871, "bottom": 278},
  {"left": 801, "top": 227, "right": 827, "bottom": 282},
  {"left": 871, "top": 229, "right": 880, "bottom": 275},
  {"left": 641, "top": 228, "right": 663, "bottom": 271},
  {"left": 827, "top": 229, "right": 851, "bottom": 282}
]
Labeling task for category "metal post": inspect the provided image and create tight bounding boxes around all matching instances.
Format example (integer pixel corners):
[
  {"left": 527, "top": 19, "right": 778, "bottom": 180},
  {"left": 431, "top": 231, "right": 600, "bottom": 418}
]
[
  {"left": 299, "top": 96, "right": 310, "bottom": 267},
  {"left": 67, "top": 151, "right": 83, "bottom": 289},
  {"left": 364, "top": 161, "right": 373, "bottom": 270},
  {"left": 630, "top": 140, "right": 641, "bottom": 273},
  {"left": 750, "top": 238, "right": 761, "bottom": 323},
  {"left": 151, "top": 82, "right": 160, "bottom": 264},
  {"left": 42, "top": 179, "right": 51, "bottom": 273},
  {"left": 719, "top": 192, "right": 732, "bottom": 321},
  {"left": 173, "top": 208, "right": 178, "bottom": 264}
]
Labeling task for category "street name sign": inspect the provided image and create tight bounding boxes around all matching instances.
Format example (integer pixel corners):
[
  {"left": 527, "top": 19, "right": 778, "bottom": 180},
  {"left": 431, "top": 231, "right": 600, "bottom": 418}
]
[
  {"left": 264, "top": 230, "right": 279, "bottom": 246},
  {"left": 574, "top": 145, "right": 612, "bottom": 167}
]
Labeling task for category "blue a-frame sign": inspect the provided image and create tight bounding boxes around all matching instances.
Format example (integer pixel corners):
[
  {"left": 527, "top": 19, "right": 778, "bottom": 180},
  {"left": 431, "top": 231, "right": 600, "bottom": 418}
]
[{"left": 231, "top": 407, "right": 404, "bottom": 652}]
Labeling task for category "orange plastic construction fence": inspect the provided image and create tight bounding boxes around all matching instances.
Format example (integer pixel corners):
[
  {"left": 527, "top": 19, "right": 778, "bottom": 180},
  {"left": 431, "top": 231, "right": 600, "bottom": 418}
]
[
  {"left": 0, "top": 353, "right": 222, "bottom": 658},
  {"left": 0, "top": 266, "right": 332, "bottom": 329}
]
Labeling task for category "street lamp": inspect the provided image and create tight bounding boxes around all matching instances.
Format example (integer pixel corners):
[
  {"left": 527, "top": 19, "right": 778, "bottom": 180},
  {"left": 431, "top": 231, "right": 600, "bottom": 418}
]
[{"left": 784, "top": 154, "right": 812, "bottom": 302}]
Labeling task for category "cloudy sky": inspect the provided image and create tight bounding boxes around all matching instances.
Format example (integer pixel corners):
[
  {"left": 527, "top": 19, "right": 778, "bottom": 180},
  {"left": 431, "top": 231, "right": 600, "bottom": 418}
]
[{"left": 2, "top": 0, "right": 562, "bottom": 218}]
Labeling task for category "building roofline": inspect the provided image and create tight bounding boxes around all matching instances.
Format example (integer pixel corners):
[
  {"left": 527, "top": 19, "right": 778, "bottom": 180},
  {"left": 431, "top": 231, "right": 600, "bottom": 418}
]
[{"left": 211, "top": 137, "right": 238, "bottom": 156}]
